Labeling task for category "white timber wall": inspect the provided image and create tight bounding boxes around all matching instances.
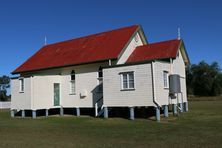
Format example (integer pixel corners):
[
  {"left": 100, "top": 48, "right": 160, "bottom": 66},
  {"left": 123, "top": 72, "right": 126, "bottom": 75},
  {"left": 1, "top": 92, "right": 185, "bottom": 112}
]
[
  {"left": 117, "top": 32, "right": 144, "bottom": 64},
  {"left": 60, "top": 63, "right": 107, "bottom": 108},
  {"left": 32, "top": 75, "right": 61, "bottom": 110},
  {"left": 11, "top": 77, "right": 32, "bottom": 110},
  {"left": 11, "top": 62, "right": 110, "bottom": 110},
  {"left": 153, "top": 61, "right": 171, "bottom": 106},
  {"left": 154, "top": 49, "right": 187, "bottom": 105},
  {"left": 32, "top": 62, "right": 109, "bottom": 109},
  {"left": 172, "top": 49, "right": 188, "bottom": 103},
  {"left": 135, "top": 50, "right": 188, "bottom": 107},
  {"left": 103, "top": 64, "right": 154, "bottom": 107}
]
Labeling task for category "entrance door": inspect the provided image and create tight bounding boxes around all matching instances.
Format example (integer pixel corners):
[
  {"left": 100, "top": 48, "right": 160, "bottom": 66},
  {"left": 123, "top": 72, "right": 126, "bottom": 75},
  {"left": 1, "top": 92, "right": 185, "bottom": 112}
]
[{"left": 54, "top": 83, "right": 60, "bottom": 106}]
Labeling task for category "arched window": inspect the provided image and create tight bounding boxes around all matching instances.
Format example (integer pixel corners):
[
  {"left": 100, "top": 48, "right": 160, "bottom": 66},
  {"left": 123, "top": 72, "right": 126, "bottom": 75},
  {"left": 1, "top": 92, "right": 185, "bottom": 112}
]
[
  {"left": 70, "top": 70, "right": 76, "bottom": 94},
  {"left": 97, "top": 66, "right": 103, "bottom": 92}
]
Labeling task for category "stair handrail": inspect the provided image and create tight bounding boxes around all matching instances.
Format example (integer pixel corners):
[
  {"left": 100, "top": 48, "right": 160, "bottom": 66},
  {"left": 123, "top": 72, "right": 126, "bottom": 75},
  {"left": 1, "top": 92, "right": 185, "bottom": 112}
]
[{"left": 95, "top": 96, "right": 103, "bottom": 117}]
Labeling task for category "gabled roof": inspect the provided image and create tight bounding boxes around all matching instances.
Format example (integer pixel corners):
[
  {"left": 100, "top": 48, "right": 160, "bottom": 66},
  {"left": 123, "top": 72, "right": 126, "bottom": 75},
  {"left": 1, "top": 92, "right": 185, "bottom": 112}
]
[
  {"left": 126, "top": 39, "right": 189, "bottom": 64},
  {"left": 12, "top": 25, "right": 139, "bottom": 74}
]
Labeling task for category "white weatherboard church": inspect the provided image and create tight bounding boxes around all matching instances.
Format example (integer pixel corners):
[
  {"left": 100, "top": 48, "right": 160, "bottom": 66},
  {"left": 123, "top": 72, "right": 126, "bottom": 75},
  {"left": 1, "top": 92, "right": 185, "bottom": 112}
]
[{"left": 11, "top": 25, "right": 189, "bottom": 121}]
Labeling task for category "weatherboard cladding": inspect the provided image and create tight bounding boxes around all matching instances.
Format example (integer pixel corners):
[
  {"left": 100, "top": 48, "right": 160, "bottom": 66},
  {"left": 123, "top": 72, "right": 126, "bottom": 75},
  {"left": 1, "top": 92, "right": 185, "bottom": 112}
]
[
  {"left": 12, "top": 25, "right": 139, "bottom": 74},
  {"left": 103, "top": 64, "right": 154, "bottom": 107}
]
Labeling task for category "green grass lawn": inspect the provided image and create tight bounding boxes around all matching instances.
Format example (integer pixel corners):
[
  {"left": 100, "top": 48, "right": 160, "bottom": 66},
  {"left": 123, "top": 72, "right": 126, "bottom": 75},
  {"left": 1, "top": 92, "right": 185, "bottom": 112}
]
[{"left": 0, "top": 101, "right": 222, "bottom": 148}]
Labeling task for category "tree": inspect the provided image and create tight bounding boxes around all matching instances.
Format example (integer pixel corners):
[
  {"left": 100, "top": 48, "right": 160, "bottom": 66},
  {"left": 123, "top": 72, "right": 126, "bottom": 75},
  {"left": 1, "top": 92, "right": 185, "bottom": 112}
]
[
  {"left": 186, "top": 61, "right": 222, "bottom": 96},
  {"left": 0, "top": 75, "right": 10, "bottom": 101},
  {"left": 186, "top": 65, "right": 193, "bottom": 95},
  {"left": 212, "top": 73, "right": 222, "bottom": 96}
]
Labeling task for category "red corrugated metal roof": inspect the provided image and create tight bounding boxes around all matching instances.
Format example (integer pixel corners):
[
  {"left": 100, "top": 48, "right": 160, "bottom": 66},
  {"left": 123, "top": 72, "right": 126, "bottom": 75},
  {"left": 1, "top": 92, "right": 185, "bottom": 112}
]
[
  {"left": 126, "top": 39, "right": 181, "bottom": 63},
  {"left": 13, "top": 25, "right": 139, "bottom": 74}
]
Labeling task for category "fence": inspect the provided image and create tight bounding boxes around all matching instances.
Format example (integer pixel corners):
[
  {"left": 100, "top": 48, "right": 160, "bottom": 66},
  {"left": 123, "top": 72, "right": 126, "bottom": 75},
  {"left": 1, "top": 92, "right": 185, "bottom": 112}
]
[{"left": 0, "top": 101, "right": 11, "bottom": 109}]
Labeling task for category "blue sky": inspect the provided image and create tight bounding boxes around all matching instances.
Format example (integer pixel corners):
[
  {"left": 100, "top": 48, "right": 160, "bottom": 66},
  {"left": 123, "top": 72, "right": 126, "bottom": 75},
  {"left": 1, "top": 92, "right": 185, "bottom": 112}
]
[{"left": 0, "top": 0, "right": 221, "bottom": 76}]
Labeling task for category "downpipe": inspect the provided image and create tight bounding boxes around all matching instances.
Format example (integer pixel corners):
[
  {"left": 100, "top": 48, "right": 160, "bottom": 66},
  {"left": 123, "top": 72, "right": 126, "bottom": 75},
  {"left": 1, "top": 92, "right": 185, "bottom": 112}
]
[{"left": 151, "top": 61, "right": 161, "bottom": 108}]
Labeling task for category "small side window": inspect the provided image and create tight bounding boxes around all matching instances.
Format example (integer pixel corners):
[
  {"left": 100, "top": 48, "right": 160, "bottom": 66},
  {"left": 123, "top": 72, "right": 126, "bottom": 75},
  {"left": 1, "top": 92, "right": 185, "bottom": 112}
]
[
  {"left": 97, "top": 66, "right": 103, "bottom": 92},
  {"left": 70, "top": 70, "right": 76, "bottom": 95},
  {"left": 19, "top": 78, "right": 24, "bottom": 92},
  {"left": 163, "top": 71, "right": 169, "bottom": 88}
]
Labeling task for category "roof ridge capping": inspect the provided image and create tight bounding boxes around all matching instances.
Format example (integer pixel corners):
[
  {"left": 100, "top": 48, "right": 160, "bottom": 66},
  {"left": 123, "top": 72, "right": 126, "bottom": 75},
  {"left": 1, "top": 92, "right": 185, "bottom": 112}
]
[
  {"left": 141, "top": 38, "right": 180, "bottom": 46},
  {"left": 44, "top": 24, "right": 140, "bottom": 47}
]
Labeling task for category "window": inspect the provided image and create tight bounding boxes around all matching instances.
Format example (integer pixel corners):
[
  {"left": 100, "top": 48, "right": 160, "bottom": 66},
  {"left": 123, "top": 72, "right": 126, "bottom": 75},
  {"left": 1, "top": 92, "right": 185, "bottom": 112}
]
[
  {"left": 70, "top": 70, "right": 76, "bottom": 94},
  {"left": 97, "top": 66, "right": 103, "bottom": 92},
  {"left": 163, "top": 71, "right": 169, "bottom": 88},
  {"left": 19, "top": 78, "right": 24, "bottom": 92},
  {"left": 121, "top": 72, "right": 135, "bottom": 90}
]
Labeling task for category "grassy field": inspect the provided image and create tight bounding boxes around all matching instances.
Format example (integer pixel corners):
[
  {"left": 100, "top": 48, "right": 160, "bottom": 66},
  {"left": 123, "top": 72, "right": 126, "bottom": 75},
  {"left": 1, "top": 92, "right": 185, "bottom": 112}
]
[
  {"left": 188, "top": 96, "right": 222, "bottom": 101},
  {"left": 0, "top": 101, "right": 222, "bottom": 148}
]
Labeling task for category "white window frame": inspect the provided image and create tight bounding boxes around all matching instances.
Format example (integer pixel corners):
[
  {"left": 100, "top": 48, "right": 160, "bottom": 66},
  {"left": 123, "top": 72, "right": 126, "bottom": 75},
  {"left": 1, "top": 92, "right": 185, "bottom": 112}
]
[
  {"left": 120, "top": 72, "right": 135, "bottom": 90},
  {"left": 70, "top": 80, "right": 76, "bottom": 95},
  {"left": 163, "top": 71, "right": 169, "bottom": 88},
  {"left": 19, "top": 77, "right": 24, "bottom": 93},
  {"left": 97, "top": 66, "right": 103, "bottom": 93},
  {"left": 70, "top": 70, "right": 76, "bottom": 95}
]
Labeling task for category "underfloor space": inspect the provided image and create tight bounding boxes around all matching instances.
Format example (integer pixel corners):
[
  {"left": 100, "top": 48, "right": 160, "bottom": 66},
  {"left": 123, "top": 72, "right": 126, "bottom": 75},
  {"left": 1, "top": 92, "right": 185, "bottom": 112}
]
[{"left": 12, "top": 105, "right": 177, "bottom": 119}]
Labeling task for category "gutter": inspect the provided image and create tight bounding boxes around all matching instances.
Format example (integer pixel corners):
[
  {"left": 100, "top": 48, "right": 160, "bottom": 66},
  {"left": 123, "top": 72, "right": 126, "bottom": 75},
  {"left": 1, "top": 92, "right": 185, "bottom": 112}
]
[
  {"left": 151, "top": 61, "right": 161, "bottom": 107},
  {"left": 11, "top": 58, "right": 117, "bottom": 75}
]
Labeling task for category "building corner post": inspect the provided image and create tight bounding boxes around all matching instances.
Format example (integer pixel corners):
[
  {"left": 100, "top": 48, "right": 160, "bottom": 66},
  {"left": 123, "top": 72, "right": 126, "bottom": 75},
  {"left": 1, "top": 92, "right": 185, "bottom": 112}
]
[
  {"left": 10, "top": 110, "right": 15, "bottom": 118},
  {"left": 129, "top": 107, "right": 135, "bottom": 120},
  {"left": 32, "top": 110, "right": 36, "bottom": 119},
  {"left": 180, "top": 102, "right": 184, "bottom": 112},
  {"left": 104, "top": 107, "right": 108, "bottom": 119},
  {"left": 173, "top": 104, "right": 177, "bottom": 115},
  {"left": 76, "top": 107, "right": 80, "bottom": 116},
  {"left": 185, "top": 102, "right": 188, "bottom": 112},
  {"left": 164, "top": 105, "right": 169, "bottom": 117},
  {"left": 156, "top": 107, "right": 160, "bottom": 122},
  {"left": 60, "top": 107, "right": 64, "bottom": 116},
  {"left": 45, "top": 109, "right": 49, "bottom": 117},
  {"left": 21, "top": 110, "right": 25, "bottom": 118}
]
